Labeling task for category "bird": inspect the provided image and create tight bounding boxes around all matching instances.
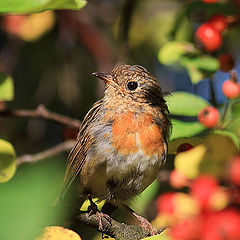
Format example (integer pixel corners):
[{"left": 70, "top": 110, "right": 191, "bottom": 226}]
[{"left": 59, "top": 64, "right": 171, "bottom": 235}]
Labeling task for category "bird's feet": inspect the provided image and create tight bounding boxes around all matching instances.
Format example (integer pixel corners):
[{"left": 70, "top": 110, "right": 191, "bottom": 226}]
[
  {"left": 133, "top": 214, "right": 158, "bottom": 235},
  {"left": 88, "top": 195, "right": 112, "bottom": 232},
  {"left": 123, "top": 204, "right": 158, "bottom": 236}
]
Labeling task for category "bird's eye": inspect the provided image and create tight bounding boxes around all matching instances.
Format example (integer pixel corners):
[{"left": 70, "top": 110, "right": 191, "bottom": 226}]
[{"left": 127, "top": 81, "right": 138, "bottom": 91}]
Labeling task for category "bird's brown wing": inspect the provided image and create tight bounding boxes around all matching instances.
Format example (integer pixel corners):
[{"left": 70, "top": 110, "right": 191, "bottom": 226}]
[{"left": 59, "top": 99, "right": 104, "bottom": 200}]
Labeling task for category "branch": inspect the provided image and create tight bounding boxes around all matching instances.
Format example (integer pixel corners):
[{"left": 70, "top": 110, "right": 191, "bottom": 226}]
[
  {"left": 0, "top": 104, "right": 81, "bottom": 128},
  {"left": 75, "top": 212, "right": 151, "bottom": 240},
  {"left": 17, "top": 140, "right": 75, "bottom": 166},
  {"left": 118, "top": 0, "right": 138, "bottom": 61}
]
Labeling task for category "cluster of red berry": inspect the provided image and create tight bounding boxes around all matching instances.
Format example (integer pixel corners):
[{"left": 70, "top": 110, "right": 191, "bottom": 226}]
[
  {"left": 198, "top": 72, "right": 240, "bottom": 128},
  {"left": 156, "top": 154, "right": 240, "bottom": 240},
  {"left": 194, "top": 0, "right": 240, "bottom": 129},
  {"left": 154, "top": 1, "right": 240, "bottom": 238},
  {"left": 195, "top": 13, "right": 227, "bottom": 52},
  {"left": 195, "top": 0, "right": 240, "bottom": 54}
]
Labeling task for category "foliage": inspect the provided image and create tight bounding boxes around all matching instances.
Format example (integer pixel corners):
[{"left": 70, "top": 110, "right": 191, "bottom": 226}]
[
  {"left": 0, "top": 0, "right": 240, "bottom": 240},
  {"left": 0, "top": 0, "right": 87, "bottom": 13},
  {"left": 36, "top": 226, "right": 81, "bottom": 240},
  {"left": 0, "top": 139, "right": 16, "bottom": 182},
  {"left": 0, "top": 73, "right": 14, "bottom": 101}
]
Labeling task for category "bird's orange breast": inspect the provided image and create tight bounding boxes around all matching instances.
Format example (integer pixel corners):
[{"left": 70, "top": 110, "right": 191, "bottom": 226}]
[{"left": 110, "top": 112, "right": 163, "bottom": 155}]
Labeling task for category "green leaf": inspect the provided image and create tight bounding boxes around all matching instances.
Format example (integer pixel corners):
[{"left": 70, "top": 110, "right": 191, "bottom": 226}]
[
  {"left": 0, "top": 157, "right": 67, "bottom": 240},
  {"left": 200, "top": 133, "right": 238, "bottom": 177},
  {"left": 214, "top": 130, "right": 240, "bottom": 150},
  {"left": 171, "top": 119, "right": 206, "bottom": 140},
  {"left": 169, "top": 137, "right": 204, "bottom": 154},
  {"left": 0, "top": 73, "right": 14, "bottom": 101},
  {"left": 158, "top": 41, "right": 195, "bottom": 65},
  {"left": 180, "top": 55, "right": 219, "bottom": 84},
  {"left": 0, "top": 0, "right": 87, "bottom": 13},
  {"left": 0, "top": 139, "right": 16, "bottom": 183},
  {"left": 227, "top": 117, "right": 240, "bottom": 134},
  {"left": 231, "top": 99, "right": 240, "bottom": 118},
  {"left": 165, "top": 92, "right": 209, "bottom": 116}
]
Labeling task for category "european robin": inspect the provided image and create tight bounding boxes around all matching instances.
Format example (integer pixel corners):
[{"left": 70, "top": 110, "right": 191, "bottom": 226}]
[{"left": 59, "top": 64, "right": 171, "bottom": 235}]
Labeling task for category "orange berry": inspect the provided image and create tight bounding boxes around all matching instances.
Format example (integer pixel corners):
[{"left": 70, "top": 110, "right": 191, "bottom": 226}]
[
  {"left": 170, "top": 170, "right": 188, "bottom": 189},
  {"left": 198, "top": 106, "right": 219, "bottom": 128},
  {"left": 222, "top": 80, "right": 240, "bottom": 99}
]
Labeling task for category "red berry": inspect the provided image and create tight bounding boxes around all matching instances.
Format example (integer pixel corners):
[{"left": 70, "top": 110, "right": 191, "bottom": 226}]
[
  {"left": 202, "top": 209, "right": 240, "bottom": 240},
  {"left": 202, "top": 0, "right": 219, "bottom": 3},
  {"left": 177, "top": 143, "right": 193, "bottom": 154},
  {"left": 198, "top": 106, "right": 219, "bottom": 128},
  {"left": 169, "top": 217, "right": 201, "bottom": 240},
  {"left": 229, "top": 156, "right": 240, "bottom": 186},
  {"left": 170, "top": 170, "right": 188, "bottom": 189},
  {"left": 218, "top": 53, "right": 235, "bottom": 72},
  {"left": 2, "top": 15, "right": 26, "bottom": 35},
  {"left": 208, "top": 14, "right": 227, "bottom": 32},
  {"left": 157, "top": 192, "right": 175, "bottom": 214},
  {"left": 222, "top": 79, "right": 240, "bottom": 99},
  {"left": 195, "top": 23, "right": 222, "bottom": 52},
  {"left": 190, "top": 175, "right": 219, "bottom": 210}
]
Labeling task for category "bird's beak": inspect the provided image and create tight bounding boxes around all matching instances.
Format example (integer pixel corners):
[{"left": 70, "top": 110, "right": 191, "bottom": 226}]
[{"left": 92, "top": 72, "right": 113, "bottom": 84}]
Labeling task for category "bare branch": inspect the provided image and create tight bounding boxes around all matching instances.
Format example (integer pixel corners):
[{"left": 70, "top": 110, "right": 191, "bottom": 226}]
[
  {"left": 0, "top": 104, "right": 81, "bottom": 128},
  {"left": 75, "top": 212, "right": 151, "bottom": 240},
  {"left": 17, "top": 140, "right": 75, "bottom": 166},
  {"left": 118, "top": 0, "right": 138, "bottom": 61}
]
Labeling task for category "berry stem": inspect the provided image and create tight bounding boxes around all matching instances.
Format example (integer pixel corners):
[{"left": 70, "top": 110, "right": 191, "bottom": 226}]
[
  {"left": 209, "top": 77, "right": 217, "bottom": 106},
  {"left": 219, "top": 100, "right": 229, "bottom": 129},
  {"left": 230, "top": 71, "right": 238, "bottom": 83},
  {"left": 226, "top": 15, "right": 240, "bottom": 25}
]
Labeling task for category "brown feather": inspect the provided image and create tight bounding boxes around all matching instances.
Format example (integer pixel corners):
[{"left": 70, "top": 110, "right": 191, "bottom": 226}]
[{"left": 59, "top": 100, "right": 104, "bottom": 200}]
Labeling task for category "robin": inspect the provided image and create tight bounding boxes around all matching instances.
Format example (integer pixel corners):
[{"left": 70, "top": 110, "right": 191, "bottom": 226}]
[{"left": 59, "top": 64, "right": 171, "bottom": 235}]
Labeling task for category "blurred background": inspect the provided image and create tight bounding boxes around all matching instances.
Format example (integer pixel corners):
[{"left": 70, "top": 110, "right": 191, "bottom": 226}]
[{"left": 0, "top": 0, "right": 240, "bottom": 239}]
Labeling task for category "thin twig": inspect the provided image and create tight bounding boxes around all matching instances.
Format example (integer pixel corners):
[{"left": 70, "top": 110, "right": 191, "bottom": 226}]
[
  {"left": 118, "top": 0, "right": 137, "bottom": 61},
  {"left": 209, "top": 77, "right": 217, "bottom": 106},
  {"left": 218, "top": 100, "right": 229, "bottom": 129},
  {"left": 0, "top": 104, "right": 81, "bottom": 128},
  {"left": 17, "top": 140, "right": 75, "bottom": 166}
]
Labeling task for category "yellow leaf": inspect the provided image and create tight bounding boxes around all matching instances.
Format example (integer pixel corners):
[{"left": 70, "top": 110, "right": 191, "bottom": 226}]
[
  {"left": 210, "top": 188, "right": 229, "bottom": 211},
  {"left": 174, "top": 193, "right": 199, "bottom": 218},
  {"left": 80, "top": 198, "right": 106, "bottom": 211},
  {"left": 36, "top": 226, "right": 81, "bottom": 240},
  {"left": 0, "top": 139, "right": 16, "bottom": 183},
  {"left": 200, "top": 134, "right": 238, "bottom": 177},
  {"left": 93, "top": 232, "right": 115, "bottom": 240},
  {"left": 19, "top": 11, "right": 55, "bottom": 42},
  {"left": 141, "top": 230, "right": 172, "bottom": 240},
  {"left": 174, "top": 145, "right": 207, "bottom": 179},
  {"left": 151, "top": 214, "right": 175, "bottom": 229}
]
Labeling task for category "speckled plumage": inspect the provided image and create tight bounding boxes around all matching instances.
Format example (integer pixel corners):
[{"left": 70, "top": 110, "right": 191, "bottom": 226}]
[{"left": 60, "top": 64, "right": 171, "bottom": 206}]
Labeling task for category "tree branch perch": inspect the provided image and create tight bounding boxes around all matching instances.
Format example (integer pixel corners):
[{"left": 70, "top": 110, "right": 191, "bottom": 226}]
[
  {"left": 17, "top": 139, "right": 75, "bottom": 166},
  {"left": 75, "top": 212, "right": 151, "bottom": 240},
  {"left": 0, "top": 104, "right": 81, "bottom": 128}
]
